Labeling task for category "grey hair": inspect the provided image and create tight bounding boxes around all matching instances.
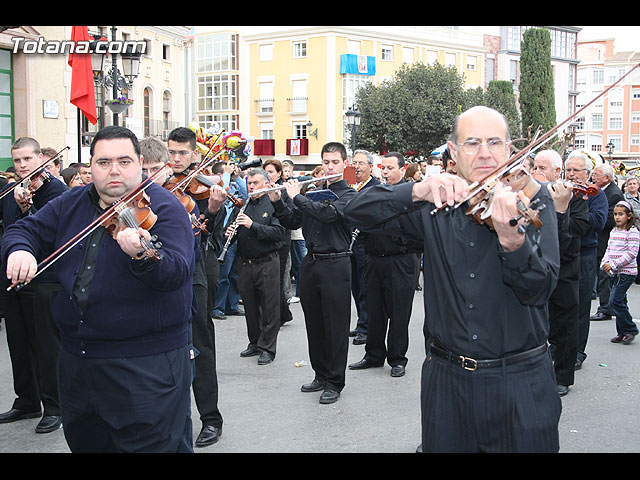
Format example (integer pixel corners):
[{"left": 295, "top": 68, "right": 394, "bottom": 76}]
[
  {"left": 353, "top": 149, "right": 373, "bottom": 165},
  {"left": 535, "top": 149, "right": 563, "bottom": 170},
  {"left": 566, "top": 150, "right": 593, "bottom": 174},
  {"left": 247, "top": 167, "right": 270, "bottom": 183},
  {"left": 597, "top": 163, "right": 615, "bottom": 179}
]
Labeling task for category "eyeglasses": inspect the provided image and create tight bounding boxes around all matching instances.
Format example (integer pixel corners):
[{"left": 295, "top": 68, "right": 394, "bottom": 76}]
[
  {"left": 456, "top": 138, "right": 506, "bottom": 155},
  {"left": 93, "top": 159, "right": 135, "bottom": 169},
  {"left": 168, "top": 150, "right": 194, "bottom": 158}
]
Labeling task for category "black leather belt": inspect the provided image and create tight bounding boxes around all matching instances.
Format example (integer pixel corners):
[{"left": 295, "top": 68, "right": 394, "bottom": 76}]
[
  {"left": 241, "top": 252, "right": 278, "bottom": 265},
  {"left": 310, "top": 251, "right": 351, "bottom": 260},
  {"left": 429, "top": 343, "right": 548, "bottom": 371}
]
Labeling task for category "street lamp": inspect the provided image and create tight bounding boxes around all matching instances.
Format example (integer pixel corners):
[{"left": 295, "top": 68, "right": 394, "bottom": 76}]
[
  {"left": 606, "top": 141, "right": 615, "bottom": 161},
  {"left": 90, "top": 26, "right": 141, "bottom": 126},
  {"left": 345, "top": 106, "right": 361, "bottom": 155}
]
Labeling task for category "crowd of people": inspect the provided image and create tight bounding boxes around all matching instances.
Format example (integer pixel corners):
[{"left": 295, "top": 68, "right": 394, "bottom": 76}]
[{"left": 0, "top": 105, "right": 636, "bottom": 453}]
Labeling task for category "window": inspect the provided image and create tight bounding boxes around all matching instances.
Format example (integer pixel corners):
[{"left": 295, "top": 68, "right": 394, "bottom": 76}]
[
  {"left": 259, "top": 43, "right": 273, "bottom": 62},
  {"left": 466, "top": 55, "right": 477, "bottom": 71},
  {"left": 198, "top": 33, "right": 237, "bottom": 72},
  {"left": 633, "top": 89, "right": 640, "bottom": 100},
  {"left": 593, "top": 68, "right": 604, "bottom": 85},
  {"left": 197, "top": 114, "right": 237, "bottom": 133},
  {"left": 608, "top": 114, "right": 623, "bottom": 130},
  {"left": 0, "top": 49, "right": 13, "bottom": 169},
  {"left": 294, "top": 123, "right": 307, "bottom": 139},
  {"left": 425, "top": 50, "right": 437, "bottom": 65},
  {"left": 258, "top": 82, "right": 273, "bottom": 113},
  {"left": 632, "top": 112, "right": 640, "bottom": 123},
  {"left": 162, "top": 44, "right": 170, "bottom": 61},
  {"left": 592, "top": 113, "right": 603, "bottom": 130},
  {"left": 197, "top": 74, "right": 236, "bottom": 111},
  {"left": 403, "top": 47, "right": 414, "bottom": 64},
  {"left": 342, "top": 74, "right": 371, "bottom": 111},
  {"left": 445, "top": 53, "right": 456, "bottom": 69},
  {"left": 631, "top": 135, "right": 640, "bottom": 146},
  {"left": 293, "top": 41, "right": 306, "bottom": 58},
  {"left": 162, "top": 91, "right": 171, "bottom": 130},
  {"left": 607, "top": 135, "right": 622, "bottom": 151},
  {"left": 260, "top": 122, "right": 273, "bottom": 140},
  {"left": 381, "top": 45, "right": 393, "bottom": 61}
]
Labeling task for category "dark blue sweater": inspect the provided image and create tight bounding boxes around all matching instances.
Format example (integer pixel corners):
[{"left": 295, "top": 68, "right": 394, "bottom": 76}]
[
  {"left": 0, "top": 174, "right": 68, "bottom": 286},
  {"left": 1, "top": 181, "right": 196, "bottom": 358}
]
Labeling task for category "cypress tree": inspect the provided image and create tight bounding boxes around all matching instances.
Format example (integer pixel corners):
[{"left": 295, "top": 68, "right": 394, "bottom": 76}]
[{"left": 519, "top": 28, "right": 556, "bottom": 136}]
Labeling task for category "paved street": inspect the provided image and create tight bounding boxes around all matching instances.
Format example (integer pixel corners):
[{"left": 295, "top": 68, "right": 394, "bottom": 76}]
[{"left": 0, "top": 274, "right": 639, "bottom": 453}]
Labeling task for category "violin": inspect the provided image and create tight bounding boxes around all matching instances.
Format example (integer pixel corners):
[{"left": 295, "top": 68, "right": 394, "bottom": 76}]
[
  {"left": 101, "top": 190, "right": 163, "bottom": 261},
  {"left": 17, "top": 169, "right": 52, "bottom": 210},
  {"left": 572, "top": 183, "right": 600, "bottom": 197},
  {"left": 431, "top": 61, "right": 640, "bottom": 231},
  {"left": 8, "top": 162, "right": 168, "bottom": 292},
  {"left": 463, "top": 164, "right": 544, "bottom": 232}
]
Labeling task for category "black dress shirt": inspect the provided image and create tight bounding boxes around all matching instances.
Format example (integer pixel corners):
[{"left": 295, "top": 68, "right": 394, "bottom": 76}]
[
  {"left": 272, "top": 179, "right": 356, "bottom": 254},
  {"left": 234, "top": 193, "right": 285, "bottom": 259},
  {"left": 343, "top": 181, "right": 560, "bottom": 359}
]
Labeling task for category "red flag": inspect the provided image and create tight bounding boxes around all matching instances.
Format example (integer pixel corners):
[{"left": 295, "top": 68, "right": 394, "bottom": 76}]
[{"left": 68, "top": 26, "right": 97, "bottom": 125}]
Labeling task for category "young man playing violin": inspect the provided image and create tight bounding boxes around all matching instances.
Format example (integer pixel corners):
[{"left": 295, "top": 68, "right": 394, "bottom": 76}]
[
  {"left": 0, "top": 137, "right": 67, "bottom": 435},
  {"left": 1, "top": 126, "right": 203, "bottom": 452},
  {"left": 344, "top": 106, "right": 562, "bottom": 452},
  {"left": 166, "top": 126, "right": 226, "bottom": 448}
]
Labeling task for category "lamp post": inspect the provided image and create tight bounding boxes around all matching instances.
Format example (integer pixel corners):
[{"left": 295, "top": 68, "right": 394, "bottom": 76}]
[
  {"left": 90, "top": 26, "right": 141, "bottom": 126},
  {"left": 606, "top": 141, "right": 615, "bottom": 162},
  {"left": 345, "top": 105, "right": 361, "bottom": 155}
]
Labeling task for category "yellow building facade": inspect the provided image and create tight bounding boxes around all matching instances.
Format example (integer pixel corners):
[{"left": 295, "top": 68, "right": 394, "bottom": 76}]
[{"left": 194, "top": 26, "right": 488, "bottom": 172}]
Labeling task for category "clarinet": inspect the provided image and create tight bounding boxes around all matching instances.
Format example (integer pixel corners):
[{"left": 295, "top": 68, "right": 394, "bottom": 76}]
[{"left": 217, "top": 202, "right": 248, "bottom": 264}]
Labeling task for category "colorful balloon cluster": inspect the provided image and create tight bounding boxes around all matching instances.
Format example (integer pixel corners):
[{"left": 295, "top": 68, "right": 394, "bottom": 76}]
[{"left": 189, "top": 122, "right": 254, "bottom": 163}]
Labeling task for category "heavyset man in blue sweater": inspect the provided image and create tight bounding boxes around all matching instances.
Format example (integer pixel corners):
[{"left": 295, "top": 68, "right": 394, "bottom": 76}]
[{"left": 1, "top": 126, "right": 201, "bottom": 452}]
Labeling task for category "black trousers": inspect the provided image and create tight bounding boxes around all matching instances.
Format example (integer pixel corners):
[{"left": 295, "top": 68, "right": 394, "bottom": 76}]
[
  {"left": 363, "top": 253, "right": 418, "bottom": 367},
  {"left": 237, "top": 253, "right": 281, "bottom": 356},
  {"left": 1, "top": 282, "right": 61, "bottom": 416},
  {"left": 192, "top": 283, "right": 223, "bottom": 429},
  {"left": 57, "top": 346, "right": 192, "bottom": 453},
  {"left": 548, "top": 274, "right": 578, "bottom": 386},
  {"left": 299, "top": 255, "right": 351, "bottom": 392},
  {"left": 278, "top": 240, "right": 293, "bottom": 324},
  {"left": 420, "top": 344, "right": 561, "bottom": 453}
]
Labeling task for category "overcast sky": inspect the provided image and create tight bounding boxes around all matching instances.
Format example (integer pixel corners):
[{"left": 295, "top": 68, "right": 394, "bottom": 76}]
[{"left": 578, "top": 26, "right": 638, "bottom": 51}]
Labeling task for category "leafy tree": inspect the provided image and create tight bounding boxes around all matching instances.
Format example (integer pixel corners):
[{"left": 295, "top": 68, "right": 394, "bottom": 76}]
[
  {"left": 519, "top": 28, "right": 556, "bottom": 137},
  {"left": 355, "top": 62, "right": 465, "bottom": 158}
]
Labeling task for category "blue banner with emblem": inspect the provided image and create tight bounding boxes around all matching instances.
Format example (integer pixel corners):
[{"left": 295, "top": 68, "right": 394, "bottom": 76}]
[{"left": 340, "top": 54, "right": 376, "bottom": 76}]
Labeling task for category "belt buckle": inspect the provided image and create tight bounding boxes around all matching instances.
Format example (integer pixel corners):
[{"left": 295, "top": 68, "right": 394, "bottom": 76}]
[{"left": 459, "top": 355, "right": 478, "bottom": 371}]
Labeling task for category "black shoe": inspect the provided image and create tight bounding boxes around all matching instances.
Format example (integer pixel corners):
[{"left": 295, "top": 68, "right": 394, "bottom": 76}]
[
  {"left": 225, "top": 308, "right": 244, "bottom": 316},
  {"left": 301, "top": 379, "right": 325, "bottom": 392},
  {"left": 390, "top": 365, "right": 406, "bottom": 377},
  {"left": 35, "top": 415, "right": 62, "bottom": 433},
  {"left": 257, "top": 351, "right": 274, "bottom": 365},
  {"left": 0, "top": 408, "right": 41, "bottom": 424},
  {"left": 240, "top": 345, "right": 261, "bottom": 357},
  {"left": 319, "top": 389, "right": 340, "bottom": 404},
  {"left": 352, "top": 333, "right": 367, "bottom": 345},
  {"left": 212, "top": 312, "right": 227, "bottom": 320},
  {"left": 590, "top": 312, "right": 611, "bottom": 321},
  {"left": 195, "top": 425, "right": 221, "bottom": 447},
  {"left": 557, "top": 385, "right": 569, "bottom": 397},
  {"left": 349, "top": 330, "right": 358, "bottom": 337},
  {"left": 348, "top": 358, "right": 383, "bottom": 370},
  {"left": 574, "top": 358, "right": 583, "bottom": 370}
]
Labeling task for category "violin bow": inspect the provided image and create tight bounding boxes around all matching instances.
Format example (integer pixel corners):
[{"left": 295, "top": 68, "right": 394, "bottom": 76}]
[
  {"left": 7, "top": 162, "right": 171, "bottom": 291},
  {"left": 431, "top": 61, "right": 640, "bottom": 215},
  {"left": 0, "top": 146, "right": 70, "bottom": 201},
  {"left": 168, "top": 131, "right": 227, "bottom": 194}
]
